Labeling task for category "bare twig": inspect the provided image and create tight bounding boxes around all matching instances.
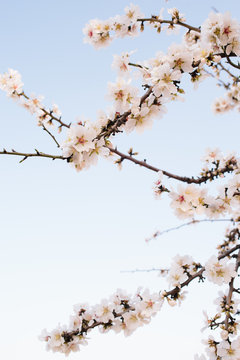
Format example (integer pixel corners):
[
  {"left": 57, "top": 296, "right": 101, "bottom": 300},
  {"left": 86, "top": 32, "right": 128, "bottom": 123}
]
[
  {"left": 42, "top": 124, "right": 60, "bottom": 148},
  {"left": 121, "top": 267, "right": 168, "bottom": 274},
  {"left": 225, "top": 54, "right": 240, "bottom": 70},
  {"left": 218, "top": 63, "right": 240, "bottom": 82},
  {"left": 0, "top": 149, "right": 67, "bottom": 162},
  {"left": 146, "top": 218, "right": 234, "bottom": 242},
  {"left": 203, "top": 68, "right": 230, "bottom": 89}
]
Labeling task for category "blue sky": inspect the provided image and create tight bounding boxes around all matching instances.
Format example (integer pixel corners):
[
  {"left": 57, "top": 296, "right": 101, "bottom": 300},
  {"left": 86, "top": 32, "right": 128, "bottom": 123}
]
[{"left": 0, "top": 1, "right": 240, "bottom": 359}]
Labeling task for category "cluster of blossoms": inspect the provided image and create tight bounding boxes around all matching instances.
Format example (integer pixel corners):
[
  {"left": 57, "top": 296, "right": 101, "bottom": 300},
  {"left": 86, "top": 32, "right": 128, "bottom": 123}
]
[
  {"left": 204, "top": 256, "right": 236, "bottom": 285},
  {"left": 1, "top": 5, "right": 240, "bottom": 359},
  {"left": 61, "top": 120, "right": 111, "bottom": 171},
  {"left": 1, "top": 9, "right": 240, "bottom": 171},
  {"left": 83, "top": 4, "right": 143, "bottom": 49},
  {"left": 213, "top": 83, "right": 240, "bottom": 114},
  {"left": 0, "top": 69, "right": 62, "bottom": 128},
  {"left": 201, "top": 290, "right": 240, "bottom": 360},
  {"left": 152, "top": 149, "right": 240, "bottom": 220},
  {"left": 217, "top": 227, "right": 240, "bottom": 255},
  {"left": 197, "top": 226, "right": 240, "bottom": 360},
  {"left": 201, "top": 12, "right": 240, "bottom": 56},
  {"left": 40, "top": 288, "right": 163, "bottom": 355},
  {"left": 167, "top": 254, "right": 201, "bottom": 288},
  {"left": 100, "top": 11, "right": 240, "bottom": 137},
  {"left": 41, "top": 238, "right": 240, "bottom": 356},
  {"left": 0, "top": 68, "right": 23, "bottom": 95}
]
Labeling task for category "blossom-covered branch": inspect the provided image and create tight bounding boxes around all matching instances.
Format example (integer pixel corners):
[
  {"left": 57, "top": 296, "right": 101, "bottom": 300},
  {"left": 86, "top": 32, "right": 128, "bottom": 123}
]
[
  {"left": 40, "top": 242, "right": 240, "bottom": 355},
  {"left": 1, "top": 4, "right": 240, "bottom": 359}
]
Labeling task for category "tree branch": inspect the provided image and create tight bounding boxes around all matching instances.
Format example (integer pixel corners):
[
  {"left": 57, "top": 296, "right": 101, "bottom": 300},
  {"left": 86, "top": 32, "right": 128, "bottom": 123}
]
[
  {"left": 50, "top": 244, "right": 240, "bottom": 347},
  {"left": 218, "top": 62, "right": 240, "bottom": 82},
  {"left": 166, "top": 244, "right": 240, "bottom": 298},
  {"left": 108, "top": 147, "right": 237, "bottom": 184},
  {"left": 0, "top": 149, "right": 67, "bottom": 162},
  {"left": 137, "top": 18, "right": 201, "bottom": 33},
  {"left": 42, "top": 124, "right": 60, "bottom": 148},
  {"left": 19, "top": 91, "right": 70, "bottom": 128},
  {"left": 225, "top": 53, "right": 240, "bottom": 70},
  {"left": 224, "top": 249, "right": 240, "bottom": 331},
  {"left": 96, "top": 87, "right": 153, "bottom": 140}
]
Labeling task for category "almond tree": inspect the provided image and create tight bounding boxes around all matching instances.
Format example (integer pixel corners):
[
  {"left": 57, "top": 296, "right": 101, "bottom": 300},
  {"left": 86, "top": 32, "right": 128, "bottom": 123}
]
[{"left": 1, "top": 4, "right": 240, "bottom": 359}]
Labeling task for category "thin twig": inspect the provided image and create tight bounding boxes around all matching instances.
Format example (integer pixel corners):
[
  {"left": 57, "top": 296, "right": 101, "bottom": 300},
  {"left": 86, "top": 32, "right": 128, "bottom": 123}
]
[
  {"left": 225, "top": 54, "right": 240, "bottom": 70},
  {"left": 121, "top": 267, "right": 168, "bottom": 274},
  {"left": 219, "top": 63, "right": 239, "bottom": 82},
  {"left": 0, "top": 149, "right": 67, "bottom": 162},
  {"left": 42, "top": 124, "right": 60, "bottom": 148},
  {"left": 203, "top": 68, "right": 230, "bottom": 89},
  {"left": 224, "top": 249, "right": 240, "bottom": 331},
  {"left": 146, "top": 218, "right": 234, "bottom": 242}
]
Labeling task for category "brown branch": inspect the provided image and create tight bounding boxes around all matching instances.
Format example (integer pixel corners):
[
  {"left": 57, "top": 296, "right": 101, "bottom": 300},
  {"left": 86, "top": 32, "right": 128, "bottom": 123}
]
[
  {"left": 137, "top": 18, "right": 200, "bottom": 33},
  {"left": 224, "top": 249, "right": 240, "bottom": 331},
  {"left": 218, "top": 63, "right": 240, "bottom": 82},
  {"left": 62, "top": 306, "right": 135, "bottom": 342},
  {"left": 42, "top": 124, "right": 60, "bottom": 148},
  {"left": 128, "top": 62, "right": 146, "bottom": 70},
  {"left": 0, "top": 149, "right": 67, "bottom": 162},
  {"left": 225, "top": 54, "right": 240, "bottom": 70},
  {"left": 96, "top": 87, "right": 153, "bottom": 140},
  {"left": 108, "top": 147, "right": 236, "bottom": 184},
  {"left": 203, "top": 68, "right": 230, "bottom": 89}
]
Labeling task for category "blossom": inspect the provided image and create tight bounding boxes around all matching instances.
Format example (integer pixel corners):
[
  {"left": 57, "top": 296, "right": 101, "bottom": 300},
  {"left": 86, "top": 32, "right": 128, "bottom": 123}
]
[
  {"left": 112, "top": 52, "right": 132, "bottom": 77},
  {"left": 150, "top": 62, "right": 182, "bottom": 98},
  {"left": 0, "top": 68, "right": 23, "bottom": 96},
  {"left": 22, "top": 94, "right": 44, "bottom": 114},
  {"left": 204, "top": 256, "right": 237, "bottom": 285},
  {"left": 169, "top": 184, "right": 206, "bottom": 219},
  {"left": 107, "top": 78, "right": 139, "bottom": 113},
  {"left": 61, "top": 121, "right": 110, "bottom": 171},
  {"left": 83, "top": 19, "right": 112, "bottom": 49},
  {"left": 124, "top": 3, "right": 143, "bottom": 24},
  {"left": 167, "top": 8, "right": 186, "bottom": 24},
  {"left": 167, "top": 43, "right": 194, "bottom": 73},
  {"left": 217, "top": 339, "right": 240, "bottom": 360}
]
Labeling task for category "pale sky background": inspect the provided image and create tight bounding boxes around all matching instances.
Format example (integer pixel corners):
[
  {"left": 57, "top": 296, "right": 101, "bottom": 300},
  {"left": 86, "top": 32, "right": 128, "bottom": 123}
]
[{"left": 0, "top": 1, "right": 240, "bottom": 359}]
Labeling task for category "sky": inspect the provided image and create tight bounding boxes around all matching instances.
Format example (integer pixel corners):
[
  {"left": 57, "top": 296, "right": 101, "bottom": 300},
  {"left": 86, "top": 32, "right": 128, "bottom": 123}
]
[{"left": 0, "top": 1, "right": 240, "bottom": 359}]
